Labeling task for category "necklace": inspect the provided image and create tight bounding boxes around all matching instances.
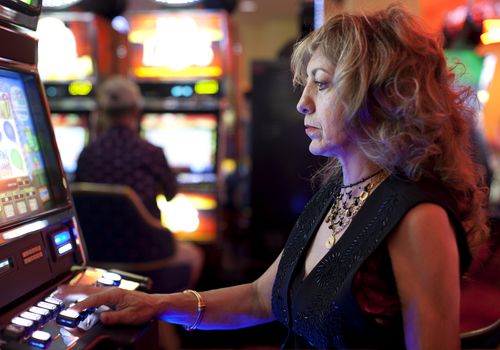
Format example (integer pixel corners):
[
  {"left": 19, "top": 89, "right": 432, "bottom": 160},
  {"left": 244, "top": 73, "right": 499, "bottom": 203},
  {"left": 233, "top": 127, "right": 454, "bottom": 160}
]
[
  {"left": 340, "top": 169, "right": 384, "bottom": 188},
  {"left": 325, "top": 170, "right": 388, "bottom": 249}
]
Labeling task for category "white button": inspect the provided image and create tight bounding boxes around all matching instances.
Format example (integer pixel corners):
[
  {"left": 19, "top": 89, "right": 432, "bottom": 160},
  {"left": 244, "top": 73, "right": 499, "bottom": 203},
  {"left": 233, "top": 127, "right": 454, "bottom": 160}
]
[
  {"left": 59, "top": 309, "right": 79, "bottom": 319},
  {"left": 37, "top": 301, "right": 57, "bottom": 311},
  {"left": 20, "top": 311, "right": 42, "bottom": 322},
  {"left": 11, "top": 317, "right": 34, "bottom": 328},
  {"left": 29, "top": 306, "right": 50, "bottom": 316},
  {"left": 31, "top": 330, "right": 51, "bottom": 341},
  {"left": 102, "top": 272, "right": 121, "bottom": 282}
]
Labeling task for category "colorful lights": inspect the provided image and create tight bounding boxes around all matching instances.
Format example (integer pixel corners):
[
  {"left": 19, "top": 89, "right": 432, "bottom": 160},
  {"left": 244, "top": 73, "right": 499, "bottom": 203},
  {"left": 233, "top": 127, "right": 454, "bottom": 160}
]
[
  {"left": 128, "top": 12, "right": 226, "bottom": 80},
  {"left": 171, "top": 85, "right": 194, "bottom": 97},
  {"left": 37, "top": 16, "right": 94, "bottom": 81},
  {"left": 68, "top": 80, "right": 93, "bottom": 96},
  {"left": 195, "top": 80, "right": 219, "bottom": 95},
  {"left": 481, "top": 19, "right": 500, "bottom": 45},
  {"left": 53, "top": 231, "right": 70, "bottom": 245},
  {"left": 157, "top": 194, "right": 200, "bottom": 233}
]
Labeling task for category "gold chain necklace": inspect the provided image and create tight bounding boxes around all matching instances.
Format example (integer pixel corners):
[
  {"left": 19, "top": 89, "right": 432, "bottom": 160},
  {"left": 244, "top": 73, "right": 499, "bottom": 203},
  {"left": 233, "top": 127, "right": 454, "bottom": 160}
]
[{"left": 325, "top": 170, "right": 387, "bottom": 249}]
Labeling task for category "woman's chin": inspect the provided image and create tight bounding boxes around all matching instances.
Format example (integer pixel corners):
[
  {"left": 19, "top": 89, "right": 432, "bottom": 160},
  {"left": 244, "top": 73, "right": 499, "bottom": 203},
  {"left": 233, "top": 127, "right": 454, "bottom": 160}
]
[{"left": 308, "top": 145, "right": 325, "bottom": 157}]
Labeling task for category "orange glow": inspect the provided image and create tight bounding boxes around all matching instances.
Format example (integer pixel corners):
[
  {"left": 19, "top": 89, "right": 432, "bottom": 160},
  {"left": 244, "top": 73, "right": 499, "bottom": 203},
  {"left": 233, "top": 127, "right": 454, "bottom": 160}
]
[{"left": 420, "top": 0, "right": 466, "bottom": 32}]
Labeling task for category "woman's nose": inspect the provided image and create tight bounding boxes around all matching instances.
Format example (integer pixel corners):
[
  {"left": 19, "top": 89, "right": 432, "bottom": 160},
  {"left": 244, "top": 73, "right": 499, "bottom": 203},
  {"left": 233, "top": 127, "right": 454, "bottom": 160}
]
[{"left": 296, "top": 94, "right": 313, "bottom": 115}]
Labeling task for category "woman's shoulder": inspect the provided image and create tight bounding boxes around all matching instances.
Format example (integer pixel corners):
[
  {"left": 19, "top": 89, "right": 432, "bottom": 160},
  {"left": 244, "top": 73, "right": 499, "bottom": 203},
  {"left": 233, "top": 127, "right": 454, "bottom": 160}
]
[{"left": 384, "top": 174, "right": 456, "bottom": 207}]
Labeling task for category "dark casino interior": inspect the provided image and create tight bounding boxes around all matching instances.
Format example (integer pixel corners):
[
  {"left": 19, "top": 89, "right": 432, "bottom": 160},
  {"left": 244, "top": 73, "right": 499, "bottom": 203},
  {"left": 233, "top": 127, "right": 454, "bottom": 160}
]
[{"left": 0, "top": 0, "right": 498, "bottom": 349}]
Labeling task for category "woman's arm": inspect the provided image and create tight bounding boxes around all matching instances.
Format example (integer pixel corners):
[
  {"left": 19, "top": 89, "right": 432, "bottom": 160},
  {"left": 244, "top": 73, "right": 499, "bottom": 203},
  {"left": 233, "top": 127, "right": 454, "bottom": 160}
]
[
  {"left": 59, "top": 252, "right": 282, "bottom": 329},
  {"left": 388, "top": 203, "right": 461, "bottom": 350}
]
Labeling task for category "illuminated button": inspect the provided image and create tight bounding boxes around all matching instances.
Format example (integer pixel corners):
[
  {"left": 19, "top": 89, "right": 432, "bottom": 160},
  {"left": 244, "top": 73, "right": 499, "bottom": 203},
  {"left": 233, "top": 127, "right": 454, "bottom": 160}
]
[
  {"left": 45, "top": 296, "right": 64, "bottom": 306},
  {"left": 11, "top": 316, "right": 34, "bottom": 330},
  {"left": 53, "top": 231, "right": 71, "bottom": 245},
  {"left": 44, "top": 297, "right": 64, "bottom": 311},
  {"left": 37, "top": 301, "right": 58, "bottom": 315},
  {"left": 29, "top": 306, "right": 51, "bottom": 321},
  {"left": 28, "top": 330, "right": 52, "bottom": 348},
  {"left": 2, "top": 323, "right": 26, "bottom": 340},
  {"left": 97, "top": 276, "right": 114, "bottom": 287},
  {"left": 56, "top": 309, "right": 80, "bottom": 328},
  {"left": 101, "top": 272, "right": 121, "bottom": 286},
  {"left": 20, "top": 311, "right": 42, "bottom": 327}
]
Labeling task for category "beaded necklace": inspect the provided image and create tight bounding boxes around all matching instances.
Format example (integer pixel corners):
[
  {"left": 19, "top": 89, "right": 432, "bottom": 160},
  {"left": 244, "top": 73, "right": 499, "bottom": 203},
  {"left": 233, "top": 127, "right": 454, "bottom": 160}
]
[{"left": 325, "top": 170, "right": 387, "bottom": 248}]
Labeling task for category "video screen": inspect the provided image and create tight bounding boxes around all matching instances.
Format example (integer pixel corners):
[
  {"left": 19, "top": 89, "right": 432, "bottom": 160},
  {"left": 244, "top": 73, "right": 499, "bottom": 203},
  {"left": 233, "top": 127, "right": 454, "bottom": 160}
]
[
  {"left": 36, "top": 14, "right": 95, "bottom": 82},
  {"left": 141, "top": 113, "right": 217, "bottom": 174},
  {"left": 50, "top": 113, "right": 88, "bottom": 175},
  {"left": 128, "top": 11, "right": 228, "bottom": 81},
  {"left": 0, "top": 69, "right": 55, "bottom": 229}
]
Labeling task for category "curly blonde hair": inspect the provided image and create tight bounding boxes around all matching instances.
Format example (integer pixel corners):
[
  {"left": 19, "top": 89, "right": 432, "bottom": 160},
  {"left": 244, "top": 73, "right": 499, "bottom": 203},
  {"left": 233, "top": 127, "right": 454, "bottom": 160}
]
[{"left": 291, "top": 4, "right": 489, "bottom": 251}]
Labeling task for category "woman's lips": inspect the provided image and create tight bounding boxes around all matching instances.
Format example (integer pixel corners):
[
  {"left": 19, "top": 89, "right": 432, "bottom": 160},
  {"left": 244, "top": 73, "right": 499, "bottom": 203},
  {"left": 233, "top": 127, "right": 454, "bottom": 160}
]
[{"left": 305, "top": 126, "right": 320, "bottom": 138}]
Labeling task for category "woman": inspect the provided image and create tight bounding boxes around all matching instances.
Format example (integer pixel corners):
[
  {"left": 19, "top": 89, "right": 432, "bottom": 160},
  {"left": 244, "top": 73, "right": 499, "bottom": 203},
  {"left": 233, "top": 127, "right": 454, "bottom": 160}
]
[{"left": 59, "top": 4, "right": 489, "bottom": 349}]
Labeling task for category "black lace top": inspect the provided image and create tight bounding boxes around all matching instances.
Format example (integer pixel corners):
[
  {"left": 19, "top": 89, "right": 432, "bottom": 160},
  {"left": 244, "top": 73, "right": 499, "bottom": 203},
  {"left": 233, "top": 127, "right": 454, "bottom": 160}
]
[{"left": 271, "top": 175, "right": 471, "bottom": 349}]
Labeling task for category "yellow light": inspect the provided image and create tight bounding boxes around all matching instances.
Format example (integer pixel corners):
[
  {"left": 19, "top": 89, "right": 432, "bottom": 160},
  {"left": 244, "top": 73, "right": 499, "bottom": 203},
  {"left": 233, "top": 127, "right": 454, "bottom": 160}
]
[
  {"left": 68, "top": 80, "right": 93, "bottom": 96},
  {"left": 194, "top": 80, "right": 219, "bottom": 95},
  {"left": 134, "top": 66, "right": 223, "bottom": 79},
  {"left": 221, "top": 158, "right": 236, "bottom": 175},
  {"left": 481, "top": 19, "right": 500, "bottom": 45},
  {"left": 157, "top": 194, "right": 201, "bottom": 233}
]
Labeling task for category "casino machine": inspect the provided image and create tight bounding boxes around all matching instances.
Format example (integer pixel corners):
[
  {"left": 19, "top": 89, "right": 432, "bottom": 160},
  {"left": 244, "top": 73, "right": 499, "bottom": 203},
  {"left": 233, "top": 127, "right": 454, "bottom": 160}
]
[
  {"left": 127, "top": 9, "right": 233, "bottom": 243},
  {"left": 36, "top": 6, "right": 127, "bottom": 181},
  {"left": 0, "top": 1, "right": 157, "bottom": 349}
]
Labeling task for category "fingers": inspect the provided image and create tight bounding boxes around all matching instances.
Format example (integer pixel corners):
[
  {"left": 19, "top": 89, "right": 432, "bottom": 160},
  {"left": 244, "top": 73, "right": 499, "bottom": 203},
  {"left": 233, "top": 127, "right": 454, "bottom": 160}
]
[
  {"left": 71, "top": 288, "right": 124, "bottom": 312},
  {"left": 56, "top": 285, "right": 153, "bottom": 326}
]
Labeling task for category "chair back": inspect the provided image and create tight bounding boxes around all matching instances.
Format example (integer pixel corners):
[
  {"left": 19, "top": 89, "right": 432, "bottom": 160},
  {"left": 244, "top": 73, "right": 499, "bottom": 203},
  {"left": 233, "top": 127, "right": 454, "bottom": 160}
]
[
  {"left": 71, "top": 182, "right": 175, "bottom": 263},
  {"left": 70, "top": 182, "right": 191, "bottom": 292}
]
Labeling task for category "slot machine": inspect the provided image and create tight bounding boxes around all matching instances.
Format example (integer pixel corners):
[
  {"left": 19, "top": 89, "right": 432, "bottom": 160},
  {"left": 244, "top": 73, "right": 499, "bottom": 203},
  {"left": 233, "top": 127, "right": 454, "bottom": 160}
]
[
  {"left": 0, "top": 1, "right": 156, "bottom": 349},
  {"left": 37, "top": 5, "right": 127, "bottom": 181},
  {"left": 127, "top": 9, "right": 233, "bottom": 243}
]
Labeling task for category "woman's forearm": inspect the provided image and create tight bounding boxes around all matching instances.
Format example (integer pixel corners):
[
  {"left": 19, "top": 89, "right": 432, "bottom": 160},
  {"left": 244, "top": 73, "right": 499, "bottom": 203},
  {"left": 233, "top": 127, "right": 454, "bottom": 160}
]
[{"left": 155, "top": 282, "right": 275, "bottom": 330}]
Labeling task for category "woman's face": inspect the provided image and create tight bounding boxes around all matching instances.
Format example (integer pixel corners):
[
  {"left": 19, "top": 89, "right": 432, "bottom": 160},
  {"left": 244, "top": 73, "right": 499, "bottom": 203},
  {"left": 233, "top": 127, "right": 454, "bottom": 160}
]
[{"left": 296, "top": 50, "right": 348, "bottom": 158}]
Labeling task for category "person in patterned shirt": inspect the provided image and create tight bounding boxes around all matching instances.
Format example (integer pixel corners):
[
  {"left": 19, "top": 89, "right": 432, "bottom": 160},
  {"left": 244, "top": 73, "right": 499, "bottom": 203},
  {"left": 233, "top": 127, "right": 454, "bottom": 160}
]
[{"left": 75, "top": 76, "right": 178, "bottom": 219}]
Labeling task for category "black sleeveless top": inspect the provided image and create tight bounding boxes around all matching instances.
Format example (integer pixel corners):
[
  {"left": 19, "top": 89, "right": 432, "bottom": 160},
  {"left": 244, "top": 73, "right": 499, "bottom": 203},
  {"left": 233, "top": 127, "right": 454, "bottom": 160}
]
[{"left": 271, "top": 175, "right": 471, "bottom": 349}]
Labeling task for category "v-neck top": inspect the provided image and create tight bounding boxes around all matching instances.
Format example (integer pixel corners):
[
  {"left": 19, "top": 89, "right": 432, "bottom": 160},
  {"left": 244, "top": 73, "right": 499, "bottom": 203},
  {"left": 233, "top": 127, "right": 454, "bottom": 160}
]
[{"left": 271, "top": 175, "right": 471, "bottom": 349}]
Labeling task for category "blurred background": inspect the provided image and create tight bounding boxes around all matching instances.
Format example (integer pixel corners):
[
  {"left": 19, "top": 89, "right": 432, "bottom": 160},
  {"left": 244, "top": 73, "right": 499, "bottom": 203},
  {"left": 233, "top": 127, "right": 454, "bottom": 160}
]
[{"left": 35, "top": 0, "right": 500, "bottom": 348}]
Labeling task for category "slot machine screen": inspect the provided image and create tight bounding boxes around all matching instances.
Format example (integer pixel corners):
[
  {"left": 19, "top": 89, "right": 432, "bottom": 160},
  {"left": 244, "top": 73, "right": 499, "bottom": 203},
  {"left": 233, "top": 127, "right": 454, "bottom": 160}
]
[
  {"left": 50, "top": 113, "right": 88, "bottom": 175},
  {"left": 37, "top": 14, "right": 96, "bottom": 82},
  {"left": 128, "top": 11, "right": 227, "bottom": 81},
  {"left": 141, "top": 113, "right": 217, "bottom": 177},
  {"left": 0, "top": 67, "right": 67, "bottom": 243}
]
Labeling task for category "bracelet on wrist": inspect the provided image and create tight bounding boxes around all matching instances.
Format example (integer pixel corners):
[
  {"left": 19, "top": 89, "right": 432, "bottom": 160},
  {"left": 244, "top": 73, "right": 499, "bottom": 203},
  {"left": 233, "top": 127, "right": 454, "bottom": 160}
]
[{"left": 183, "top": 289, "right": 206, "bottom": 331}]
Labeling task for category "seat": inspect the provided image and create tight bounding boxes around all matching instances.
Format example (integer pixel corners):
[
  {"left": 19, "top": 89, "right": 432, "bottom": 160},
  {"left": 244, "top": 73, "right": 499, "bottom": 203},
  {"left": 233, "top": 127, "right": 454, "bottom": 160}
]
[{"left": 70, "top": 182, "right": 203, "bottom": 293}]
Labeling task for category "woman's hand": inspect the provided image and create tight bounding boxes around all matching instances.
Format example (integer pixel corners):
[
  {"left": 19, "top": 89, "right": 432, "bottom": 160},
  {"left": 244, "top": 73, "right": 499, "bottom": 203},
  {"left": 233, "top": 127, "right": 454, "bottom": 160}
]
[{"left": 57, "top": 285, "right": 160, "bottom": 325}]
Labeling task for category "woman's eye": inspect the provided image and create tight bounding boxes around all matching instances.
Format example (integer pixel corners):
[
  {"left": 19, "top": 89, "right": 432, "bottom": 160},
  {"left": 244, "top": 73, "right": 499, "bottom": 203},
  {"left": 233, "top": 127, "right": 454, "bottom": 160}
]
[{"left": 314, "top": 81, "right": 328, "bottom": 91}]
